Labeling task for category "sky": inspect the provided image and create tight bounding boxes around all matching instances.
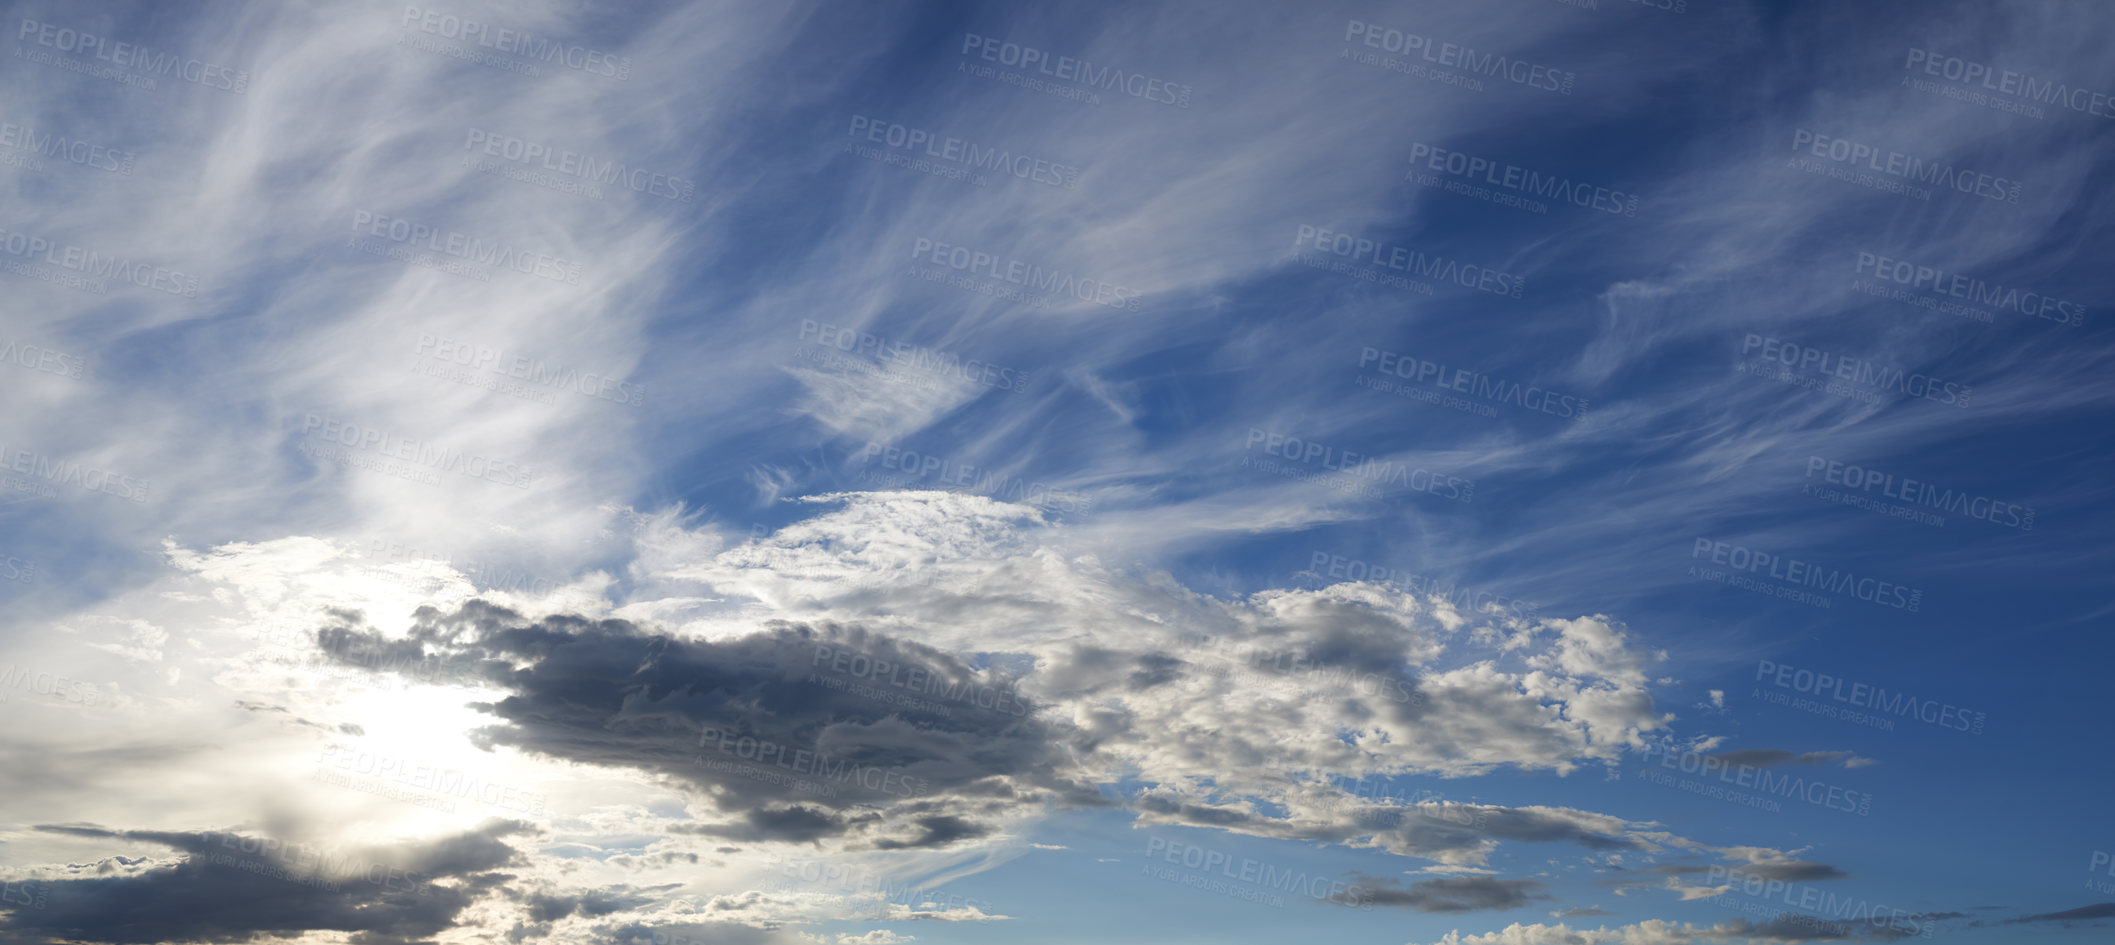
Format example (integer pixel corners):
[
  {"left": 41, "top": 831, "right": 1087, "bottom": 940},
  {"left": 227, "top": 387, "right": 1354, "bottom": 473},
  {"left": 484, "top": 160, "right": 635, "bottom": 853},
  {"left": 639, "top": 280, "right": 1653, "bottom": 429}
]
[{"left": 0, "top": 0, "right": 2112, "bottom": 943}]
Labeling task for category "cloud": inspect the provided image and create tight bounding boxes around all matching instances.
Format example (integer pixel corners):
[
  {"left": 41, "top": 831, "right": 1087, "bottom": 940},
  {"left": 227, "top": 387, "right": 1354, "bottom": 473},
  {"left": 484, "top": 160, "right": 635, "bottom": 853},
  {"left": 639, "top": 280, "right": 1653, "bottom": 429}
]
[
  {"left": 1706, "top": 750, "right": 1874, "bottom": 770},
  {"left": 2007, "top": 902, "right": 2115, "bottom": 924},
  {"left": 1344, "top": 875, "right": 1550, "bottom": 913},
  {"left": 0, "top": 820, "right": 532, "bottom": 945}
]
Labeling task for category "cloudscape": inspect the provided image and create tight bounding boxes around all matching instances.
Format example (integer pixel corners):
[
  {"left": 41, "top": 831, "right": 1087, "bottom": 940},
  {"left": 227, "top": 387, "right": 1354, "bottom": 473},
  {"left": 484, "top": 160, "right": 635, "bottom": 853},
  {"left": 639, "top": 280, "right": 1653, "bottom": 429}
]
[{"left": 2, "top": 0, "right": 2112, "bottom": 943}]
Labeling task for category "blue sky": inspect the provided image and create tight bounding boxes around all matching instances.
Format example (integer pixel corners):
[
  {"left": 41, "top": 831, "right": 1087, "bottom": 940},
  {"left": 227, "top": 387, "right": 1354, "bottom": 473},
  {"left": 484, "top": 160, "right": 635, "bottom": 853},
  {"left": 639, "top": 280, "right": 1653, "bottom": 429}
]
[{"left": 1, "top": 0, "right": 2112, "bottom": 943}]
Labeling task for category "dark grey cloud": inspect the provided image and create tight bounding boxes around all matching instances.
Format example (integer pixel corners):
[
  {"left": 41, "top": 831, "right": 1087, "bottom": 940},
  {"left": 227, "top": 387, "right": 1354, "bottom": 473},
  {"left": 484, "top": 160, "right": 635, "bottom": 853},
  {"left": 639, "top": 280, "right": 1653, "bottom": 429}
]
[
  {"left": 1709, "top": 749, "right": 1865, "bottom": 768},
  {"left": 2008, "top": 902, "right": 2115, "bottom": 924},
  {"left": 313, "top": 601, "right": 1100, "bottom": 847},
  {"left": 0, "top": 820, "right": 531, "bottom": 945},
  {"left": 1338, "top": 876, "right": 1549, "bottom": 913}
]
